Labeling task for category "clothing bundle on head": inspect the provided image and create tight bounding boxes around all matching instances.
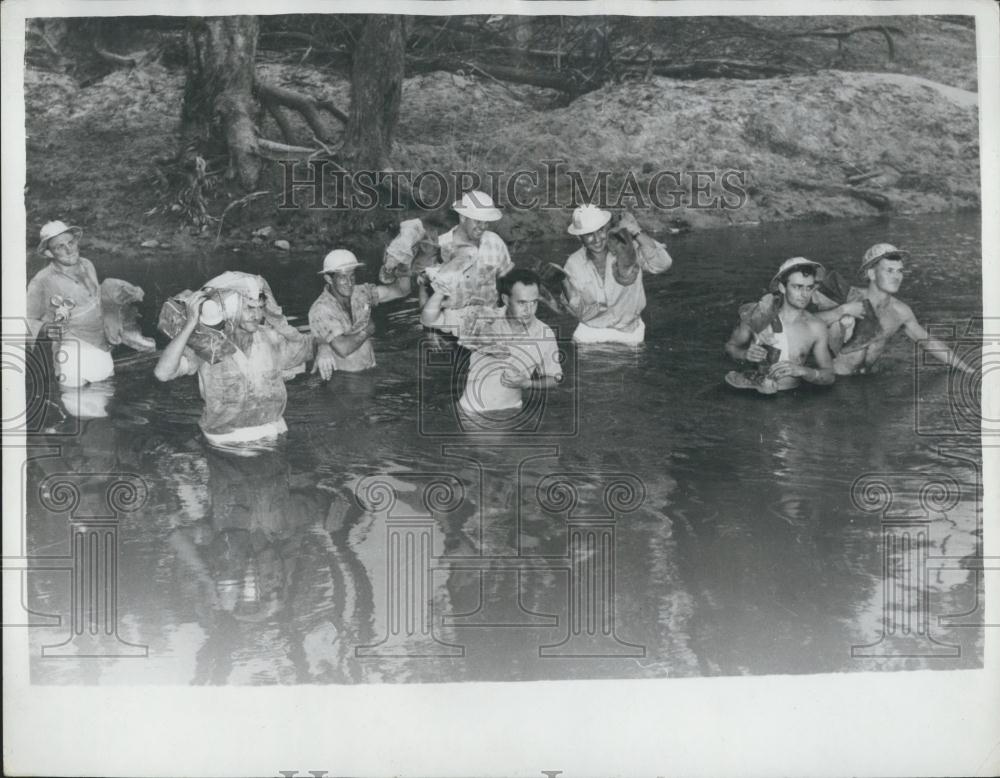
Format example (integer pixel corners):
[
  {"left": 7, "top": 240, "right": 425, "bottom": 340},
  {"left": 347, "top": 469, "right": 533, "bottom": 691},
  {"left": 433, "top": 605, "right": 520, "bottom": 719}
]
[
  {"left": 157, "top": 271, "right": 304, "bottom": 366},
  {"left": 158, "top": 270, "right": 315, "bottom": 446}
]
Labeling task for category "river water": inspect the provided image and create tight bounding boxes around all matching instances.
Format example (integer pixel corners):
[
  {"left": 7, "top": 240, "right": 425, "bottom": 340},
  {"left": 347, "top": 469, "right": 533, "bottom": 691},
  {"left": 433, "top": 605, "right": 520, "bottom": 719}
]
[{"left": 23, "top": 211, "right": 985, "bottom": 684}]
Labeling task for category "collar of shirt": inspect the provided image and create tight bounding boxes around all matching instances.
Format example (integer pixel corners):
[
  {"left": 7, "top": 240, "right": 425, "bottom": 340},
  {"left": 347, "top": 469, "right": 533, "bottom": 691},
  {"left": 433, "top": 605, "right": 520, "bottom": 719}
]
[
  {"left": 46, "top": 257, "right": 97, "bottom": 288},
  {"left": 440, "top": 227, "right": 483, "bottom": 270}
]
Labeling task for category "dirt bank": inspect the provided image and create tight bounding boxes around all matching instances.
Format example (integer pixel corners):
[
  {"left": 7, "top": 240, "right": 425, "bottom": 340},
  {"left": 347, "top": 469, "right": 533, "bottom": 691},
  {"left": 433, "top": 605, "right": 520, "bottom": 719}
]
[{"left": 23, "top": 25, "right": 979, "bottom": 262}]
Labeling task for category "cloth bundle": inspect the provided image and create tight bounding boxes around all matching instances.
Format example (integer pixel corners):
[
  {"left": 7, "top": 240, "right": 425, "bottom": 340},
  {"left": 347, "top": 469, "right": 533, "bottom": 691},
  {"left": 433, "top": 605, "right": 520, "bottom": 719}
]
[
  {"left": 737, "top": 292, "right": 785, "bottom": 365},
  {"left": 157, "top": 271, "right": 308, "bottom": 366},
  {"left": 100, "top": 278, "right": 156, "bottom": 352},
  {"left": 813, "top": 269, "right": 883, "bottom": 353},
  {"left": 157, "top": 291, "right": 238, "bottom": 365},
  {"left": 380, "top": 219, "right": 441, "bottom": 283}
]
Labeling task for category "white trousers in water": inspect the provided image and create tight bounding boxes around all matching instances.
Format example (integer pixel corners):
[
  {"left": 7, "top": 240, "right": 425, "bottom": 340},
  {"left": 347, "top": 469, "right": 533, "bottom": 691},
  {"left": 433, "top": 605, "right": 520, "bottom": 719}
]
[
  {"left": 54, "top": 338, "right": 114, "bottom": 387},
  {"left": 572, "top": 319, "right": 645, "bottom": 345}
]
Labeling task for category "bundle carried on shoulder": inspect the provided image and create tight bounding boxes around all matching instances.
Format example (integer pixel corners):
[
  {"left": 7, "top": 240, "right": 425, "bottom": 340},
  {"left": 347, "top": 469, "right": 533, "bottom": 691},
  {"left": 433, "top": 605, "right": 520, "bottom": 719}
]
[
  {"left": 380, "top": 219, "right": 443, "bottom": 283},
  {"left": 157, "top": 271, "right": 308, "bottom": 366},
  {"left": 737, "top": 292, "right": 784, "bottom": 365},
  {"left": 812, "top": 269, "right": 883, "bottom": 353},
  {"left": 157, "top": 289, "right": 238, "bottom": 365}
]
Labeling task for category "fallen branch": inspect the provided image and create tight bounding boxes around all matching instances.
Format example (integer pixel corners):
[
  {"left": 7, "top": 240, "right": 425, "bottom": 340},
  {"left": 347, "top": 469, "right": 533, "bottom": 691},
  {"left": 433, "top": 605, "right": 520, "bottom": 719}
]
[
  {"left": 408, "top": 56, "right": 585, "bottom": 93},
  {"left": 215, "top": 190, "right": 271, "bottom": 244},
  {"left": 845, "top": 170, "right": 883, "bottom": 185},
  {"left": 255, "top": 138, "right": 323, "bottom": 161},
  {"left": 652, "top": 59, "right": 797, "bottom": 79},
  {"left": 787, "top": 178, "right": 892, "bottom": 211},
  {"left": 786, "top": 25, "right": 905, "bottom": 60},
  {"left": 93, "top": 45, "right": 138, "bottom": 67}
]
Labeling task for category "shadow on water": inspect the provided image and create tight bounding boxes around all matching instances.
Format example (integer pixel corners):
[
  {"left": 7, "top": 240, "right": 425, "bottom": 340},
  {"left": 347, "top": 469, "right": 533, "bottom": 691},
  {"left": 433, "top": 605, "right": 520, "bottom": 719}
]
[{"left": 25, "top": 212, "right": 984, "bottom": 684}]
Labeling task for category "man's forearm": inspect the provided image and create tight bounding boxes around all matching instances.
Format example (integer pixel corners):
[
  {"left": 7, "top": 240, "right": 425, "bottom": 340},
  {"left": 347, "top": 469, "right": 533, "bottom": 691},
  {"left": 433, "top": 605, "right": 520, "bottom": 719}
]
[
  {"left": 802, "top": 365, "right": 835, "bottom": 385},
  {"left": 813, "top": 305, "right": 854, "bottom": 324},
  {"left": 155, "top": 321, "right": 197, "bottom": 381},
  {"left": 923, "top": 337, "right": 977, "bottom": 374},
  {"left": 725, "top": 340, "right": 750, "bottom": 362},
  {"left": 420, "top": 292, "right": 446, "bottom": 327},
  {"left": 329, "top": 331, "right": 368, "bottom": 358}
]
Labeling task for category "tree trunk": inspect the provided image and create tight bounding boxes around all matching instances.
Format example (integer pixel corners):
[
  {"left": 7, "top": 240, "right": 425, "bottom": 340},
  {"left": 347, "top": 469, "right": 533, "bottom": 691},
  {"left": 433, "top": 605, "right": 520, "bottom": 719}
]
[
  {"left": 181, "top": 16, "right": 260, "bottom": 189},
  {"left": 344, "top": 15, "right": 405, "bottom": 171}
]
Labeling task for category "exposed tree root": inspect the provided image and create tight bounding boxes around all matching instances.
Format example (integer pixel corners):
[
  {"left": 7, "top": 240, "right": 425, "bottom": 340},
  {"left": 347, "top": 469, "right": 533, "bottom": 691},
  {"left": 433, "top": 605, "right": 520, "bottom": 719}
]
[{"left": 255, "top": 80, "right": 345, "bottom": 146}]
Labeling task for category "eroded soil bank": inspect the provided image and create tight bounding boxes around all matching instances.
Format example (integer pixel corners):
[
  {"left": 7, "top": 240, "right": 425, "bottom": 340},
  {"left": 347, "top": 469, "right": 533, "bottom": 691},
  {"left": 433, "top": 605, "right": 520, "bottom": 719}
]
[{"left": 23, "top": 16, "right": 979, "bottom": 263}]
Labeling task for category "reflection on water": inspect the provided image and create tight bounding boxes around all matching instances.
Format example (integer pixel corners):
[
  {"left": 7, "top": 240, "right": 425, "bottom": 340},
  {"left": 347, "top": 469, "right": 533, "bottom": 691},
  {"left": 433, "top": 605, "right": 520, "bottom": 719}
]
[{"left": 24, "top": 212, "right": 984, "bottom": 684}]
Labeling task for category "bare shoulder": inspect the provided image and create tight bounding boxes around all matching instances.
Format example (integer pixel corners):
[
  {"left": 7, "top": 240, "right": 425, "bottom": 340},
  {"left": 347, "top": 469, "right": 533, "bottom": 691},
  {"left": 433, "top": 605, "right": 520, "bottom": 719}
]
[
  {"left": 803, "top": 310, "right": 829, "bottom": 335},
  {"left": 889, "top": 296, "right": 915, "bottom": 320}
]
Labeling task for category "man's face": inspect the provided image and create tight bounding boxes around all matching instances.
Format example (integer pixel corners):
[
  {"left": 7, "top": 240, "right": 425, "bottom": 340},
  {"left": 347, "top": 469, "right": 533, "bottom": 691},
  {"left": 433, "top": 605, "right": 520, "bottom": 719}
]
[
  {"left": 458, "top": 214, "right": 488, "bottom": 245},
  {"left": 779, "top": 270, "right": 817, "bottom": 310},
  {"left": 47, "top": 232, "right": 80, "bottom": 267},
  {"left": 868, "top": 258, "right": 905, "bottom": 294},
  {"left": 237, "top": 296, "right": 265, "bottom": 332},
  {"left": 580, "top": 224, "right": 609, "bottom": 255},
  {"left": 327, "top": 270, "right": 356, "bottom": 299},
  {"left": 503, "top": 282, "right": 540, "bottom": 323}
]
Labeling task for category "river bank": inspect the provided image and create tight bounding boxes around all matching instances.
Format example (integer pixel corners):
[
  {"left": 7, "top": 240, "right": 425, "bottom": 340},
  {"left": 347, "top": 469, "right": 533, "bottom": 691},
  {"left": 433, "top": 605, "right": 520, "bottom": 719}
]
[{"left": 22, "top": 16, "right": 979, "bottom": 263}]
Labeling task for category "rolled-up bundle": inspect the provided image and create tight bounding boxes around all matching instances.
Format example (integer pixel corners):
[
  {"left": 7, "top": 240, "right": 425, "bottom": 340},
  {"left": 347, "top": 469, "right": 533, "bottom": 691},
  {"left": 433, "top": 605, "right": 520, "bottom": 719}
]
[
  {"left": 430, "top": 243, "right": 488, "bottom": 307},
  {"left": 812, "top": 269, "right": 883, "bottom": 353},
  {"left": 101, "top": 278, "right": 156, "bottom": 351},
  {"left": 380, "top": 218, "right": 427, "bottom": 283},
  {"left": 199, "top": 271, "right": 312, "bottom": 376},
  {"left": 738, "top": 292, "right": 783, "bottom": 365},
  {"left": 840, "top": 299, "right": 883, "bottom": 353}
]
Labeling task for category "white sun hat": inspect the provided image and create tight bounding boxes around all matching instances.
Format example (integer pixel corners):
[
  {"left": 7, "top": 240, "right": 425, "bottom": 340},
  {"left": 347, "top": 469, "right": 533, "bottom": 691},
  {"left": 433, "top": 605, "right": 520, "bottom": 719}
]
[
  {"left": 38, "top": 220, "right": 83, "bottom": 255},
  {"left": 318, "top": 249, "right": 364, "bottom": 275},
  {"left": 452, "top": 190, "right": 502, "bottom": 222},
  {"left": 567, "top": 204, "right": 612, "bottom": 236}
]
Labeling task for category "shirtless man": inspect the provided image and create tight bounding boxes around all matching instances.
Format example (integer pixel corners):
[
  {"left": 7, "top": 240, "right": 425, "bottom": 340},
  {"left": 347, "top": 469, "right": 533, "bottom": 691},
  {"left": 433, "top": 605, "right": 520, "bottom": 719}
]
[
  {"left": 725, "top": 258, "right": 835, "bottom": 393},
  {"left": 813, "top": 243, "right": 976, "bottom": 376}
]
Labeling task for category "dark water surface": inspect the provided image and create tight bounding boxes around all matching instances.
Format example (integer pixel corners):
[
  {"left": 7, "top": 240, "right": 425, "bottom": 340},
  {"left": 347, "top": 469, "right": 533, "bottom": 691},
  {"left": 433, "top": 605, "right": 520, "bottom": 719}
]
[{"left": 25, "top": 212, "right": 984, "bottom": 684}]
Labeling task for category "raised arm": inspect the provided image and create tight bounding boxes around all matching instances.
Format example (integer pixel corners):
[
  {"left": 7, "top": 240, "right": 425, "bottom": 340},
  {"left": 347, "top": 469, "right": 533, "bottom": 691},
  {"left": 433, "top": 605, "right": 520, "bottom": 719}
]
[
  {"left": 154, "top": 291, "right": 206, "bottom": 381},
  {"left": 420, "top": 288, "right": 450, "bottom": 328},
  {"left": 375, "top": 271, "right": 412, "bottom": 304},
  {"left": 813, "top": 299, "right": 867, "bottom": 325}
]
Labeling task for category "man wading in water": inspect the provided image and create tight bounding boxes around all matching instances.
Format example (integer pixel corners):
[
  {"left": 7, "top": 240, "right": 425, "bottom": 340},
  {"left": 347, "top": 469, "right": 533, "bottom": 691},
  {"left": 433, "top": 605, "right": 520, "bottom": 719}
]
[
  {"left": 309, "top": 249, "right": 412, "bottom": 379},
  {"left": 27, "top": 219, "right": 154, "bottom": 388},
  {"left": 556, "top": 204, "right": 673, "bottom": 345},
  {"left": 420, "top": 267, "right": 562, "bottom": 418},
  {"left": 412, "top": 190, "right": 515, "bottom": 337},
  {"left": 154, "top": 274, "right": 320, "bottom": 446},
  {"left": 812, "top": 243, "right": 977, "bottom": 376},
  {"left": 725, "top": 258, "right": 835, "bottom": 394}
]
